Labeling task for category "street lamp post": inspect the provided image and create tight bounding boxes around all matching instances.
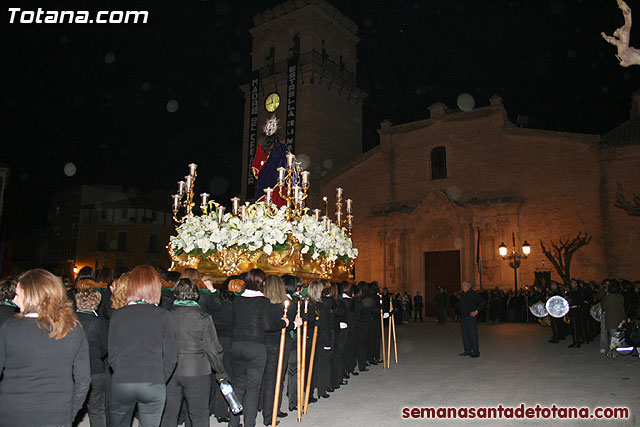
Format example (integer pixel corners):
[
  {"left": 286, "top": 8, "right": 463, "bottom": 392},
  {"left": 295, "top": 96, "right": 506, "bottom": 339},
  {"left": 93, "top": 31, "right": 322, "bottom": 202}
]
[{"left": 498, "top": 232, "right": 531, "bottom": 292}]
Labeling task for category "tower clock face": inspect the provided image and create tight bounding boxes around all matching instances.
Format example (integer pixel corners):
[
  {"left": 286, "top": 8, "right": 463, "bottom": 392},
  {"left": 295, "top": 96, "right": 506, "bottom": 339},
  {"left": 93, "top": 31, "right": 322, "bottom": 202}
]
[{"left": 265, "top": 92, "right": 280, "bottom": 112}]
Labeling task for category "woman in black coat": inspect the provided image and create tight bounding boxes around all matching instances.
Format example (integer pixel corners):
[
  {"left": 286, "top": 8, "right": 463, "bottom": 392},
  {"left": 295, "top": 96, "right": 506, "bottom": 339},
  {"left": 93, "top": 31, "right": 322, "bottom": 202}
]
[
  {"left": 108, "top": 265, "right": 177, "bottom": 427},
  {"left": 260, "top": 275, "right": 296, "bottom": 425},
  {"left": 161, "top": 278, "right": 228, "bottom": 427},
  {"left": 307, "top": 280, "right": 334, "bottom": 400},
  {"left": 0, "top": 269, "right": 90, "bottom": 426},
  {"left": 229, "top": 269, "right": 288, "bottom": 427},
  {"left": 211, "top": 276, "right": 238, "bottom": 423}
]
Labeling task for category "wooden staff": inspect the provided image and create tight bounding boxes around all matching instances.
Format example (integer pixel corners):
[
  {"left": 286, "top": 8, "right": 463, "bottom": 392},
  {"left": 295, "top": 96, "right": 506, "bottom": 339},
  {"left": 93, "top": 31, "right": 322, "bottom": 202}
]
[
  {"left": 387, "top": 299, "right": 393, "bottom": 368},
  {"left": 300, "top": 299, "right": 308, "bottom": 419},
  {"left": 303, "top": 309, "right": 319, "bottom": 415},
  {"left": 391, "top": 301, "right": 398, "bottom": 364},
  {"left": 272, "top": 300, "right": 290, "bottom": 427},
  {"left": 296, "top": 300, "right": 302, "bottom": 422},
  {"left": 379, "top": 296, "right": 387, "bottom": 370}
]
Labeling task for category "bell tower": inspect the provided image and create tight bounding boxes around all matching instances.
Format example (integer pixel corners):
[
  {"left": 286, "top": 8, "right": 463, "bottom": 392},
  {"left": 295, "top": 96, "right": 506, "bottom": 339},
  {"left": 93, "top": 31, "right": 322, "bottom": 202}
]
[{"left": 240, "top": 0, "right": 366, "bottom": 200}]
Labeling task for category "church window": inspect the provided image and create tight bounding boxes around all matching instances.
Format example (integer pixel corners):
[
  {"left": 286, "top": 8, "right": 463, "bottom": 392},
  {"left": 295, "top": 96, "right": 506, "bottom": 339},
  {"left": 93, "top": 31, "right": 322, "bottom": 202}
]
[{"left": 431, "top": 146, "right": 447, "bottom": 180}]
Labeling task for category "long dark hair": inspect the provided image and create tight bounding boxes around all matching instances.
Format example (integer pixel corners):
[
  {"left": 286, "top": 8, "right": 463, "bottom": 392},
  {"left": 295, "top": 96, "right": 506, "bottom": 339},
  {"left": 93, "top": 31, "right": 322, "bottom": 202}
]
[
  {"left": 244, "top": 269, "right": 266, "bottom": 292},
  {"left": 281, "top": 274, "right": 300, "bottom": 295}
]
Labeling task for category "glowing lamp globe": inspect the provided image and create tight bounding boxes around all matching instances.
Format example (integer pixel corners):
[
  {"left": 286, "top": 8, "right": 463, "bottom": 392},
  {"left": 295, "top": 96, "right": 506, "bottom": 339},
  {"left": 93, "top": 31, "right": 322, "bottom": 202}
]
[
  {"left": 522, "top": 241, "right": 531, "bottom": 257},
  {"left": 498, "top": 242, "right": 508, "bottom": 258}
]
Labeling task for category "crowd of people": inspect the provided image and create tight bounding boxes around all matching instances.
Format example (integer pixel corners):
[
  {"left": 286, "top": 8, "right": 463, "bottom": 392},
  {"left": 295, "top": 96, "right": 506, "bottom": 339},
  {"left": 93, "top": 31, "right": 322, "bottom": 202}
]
[{"left": 0, "top": 265, "right": 397, "bottom": 427}]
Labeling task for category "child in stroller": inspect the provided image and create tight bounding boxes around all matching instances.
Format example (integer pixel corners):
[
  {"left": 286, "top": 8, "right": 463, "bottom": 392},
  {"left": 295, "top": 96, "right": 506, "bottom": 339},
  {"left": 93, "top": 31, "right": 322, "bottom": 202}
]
[{"left": 606, "top": 317, "right": 640, "bottom": 359}]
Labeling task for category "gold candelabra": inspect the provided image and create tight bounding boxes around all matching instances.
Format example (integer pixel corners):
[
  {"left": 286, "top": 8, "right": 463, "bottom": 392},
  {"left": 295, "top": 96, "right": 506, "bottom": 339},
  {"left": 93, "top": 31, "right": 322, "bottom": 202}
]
[
  {"left": 172, "top": 163, "right": 211, "bottom": 223},
  {"left": 273, "top": 152, "right": 310, "bottom": 222}
]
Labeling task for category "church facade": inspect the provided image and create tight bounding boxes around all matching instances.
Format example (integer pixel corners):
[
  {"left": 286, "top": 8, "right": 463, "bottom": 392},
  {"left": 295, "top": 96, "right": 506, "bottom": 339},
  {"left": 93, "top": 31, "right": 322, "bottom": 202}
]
[{"left": 241, "top": 0, "right": 640, "bottom": 304}]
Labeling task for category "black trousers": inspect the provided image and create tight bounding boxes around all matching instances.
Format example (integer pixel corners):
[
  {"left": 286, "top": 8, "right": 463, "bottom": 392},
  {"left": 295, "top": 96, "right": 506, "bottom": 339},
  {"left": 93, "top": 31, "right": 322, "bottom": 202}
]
[
  {"left": 313, "top": 347, "right": 332, "bottom": 397},
  {"left": 414, "top": 306, "right": 423, "bottom": 322},
  {"left": 161, "top": 375, "right": 211, "bottom": 427},
  {"left": 367, "top": 318, "right": 380, "bottom": 363},
  {"left": 569, "top": 308, "right": 585, "bottom": 345},
  {"left": 344, "top": 324, "right": 358, "bottom": 374},
  {"left": 331, "top": 328, "right": 347, "bottom": 388},
  {"left": 87, "top": 373, "right": 107, "bottom": 427},
  {"left": 230, "top": 341, "right": 266, "bottom": 427},
  {"left": 109, "top": 382, "right": 166, "bottom": 427},
  {"left": 285, "top": 336, "right": 297, "bottom": 411},
  {"left": 461, "top": 316, "right": 480, "bottom": 355},
  {"left": 211, "top": 335, "right": 233, "bottom": 419},
  {"left": 260, "top": 341, "right": 281, "bottom": 424},
  {"left": 356, "top": 322, "right": 369, "bottom": 371},
  {"left": 436, "top": 307, "right": 446, "bottom": 324}
]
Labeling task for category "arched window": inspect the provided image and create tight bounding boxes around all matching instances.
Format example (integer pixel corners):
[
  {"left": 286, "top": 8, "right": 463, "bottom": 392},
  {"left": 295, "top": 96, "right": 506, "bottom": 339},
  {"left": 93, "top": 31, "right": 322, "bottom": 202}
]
[{"left": 431, "top": 146, "right": 447, "bottom": 180}]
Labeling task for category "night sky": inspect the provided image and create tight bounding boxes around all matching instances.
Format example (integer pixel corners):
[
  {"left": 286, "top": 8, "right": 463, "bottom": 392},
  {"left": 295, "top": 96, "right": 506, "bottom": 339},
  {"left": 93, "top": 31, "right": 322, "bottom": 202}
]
[{"left": 2, "top": 0, "right": 640, "bottom": 233}]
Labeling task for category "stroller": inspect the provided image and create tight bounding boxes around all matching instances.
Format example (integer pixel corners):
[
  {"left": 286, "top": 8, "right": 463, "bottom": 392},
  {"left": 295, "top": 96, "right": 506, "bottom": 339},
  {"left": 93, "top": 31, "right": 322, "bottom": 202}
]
[{"left": 606, "top": 318, "right": 640, "bottom": 359}]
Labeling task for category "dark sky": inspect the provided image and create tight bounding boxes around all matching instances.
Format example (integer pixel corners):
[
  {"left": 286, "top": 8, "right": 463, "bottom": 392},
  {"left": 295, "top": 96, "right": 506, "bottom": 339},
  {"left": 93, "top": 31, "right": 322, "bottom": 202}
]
[{"left": 2, "top": 0, "right": 640, "bottom": 232}]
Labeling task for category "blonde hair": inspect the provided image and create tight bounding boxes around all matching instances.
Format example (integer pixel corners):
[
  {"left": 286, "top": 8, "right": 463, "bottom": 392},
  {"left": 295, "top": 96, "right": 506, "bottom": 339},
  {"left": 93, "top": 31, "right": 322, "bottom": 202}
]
[
  {"left": 76, "top": 289, "right": 102, "bottom": 311},
  {"left": 111, "top": 273, "right": 130, "bottom": 310},
  {"left": 307, "top": 280, "right": 323, "bottom": 303},
  {"left": 17, "top": 269, "right": 78, "bottom": 340},
  {"left": 263, "top": 275, "right": 287, "bottom": 304}
]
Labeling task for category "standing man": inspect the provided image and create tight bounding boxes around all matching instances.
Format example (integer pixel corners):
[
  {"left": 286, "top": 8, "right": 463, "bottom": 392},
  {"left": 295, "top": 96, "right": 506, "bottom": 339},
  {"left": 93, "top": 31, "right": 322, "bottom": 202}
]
[
  {"left": 459, "top": 281, "right": 485, "bottom": 358},
  {"left": 413, "top": 291, "right": 424, "bottom": 322},
  {"left": 435, "top": 287, "right": 447, "bottom": 325}
]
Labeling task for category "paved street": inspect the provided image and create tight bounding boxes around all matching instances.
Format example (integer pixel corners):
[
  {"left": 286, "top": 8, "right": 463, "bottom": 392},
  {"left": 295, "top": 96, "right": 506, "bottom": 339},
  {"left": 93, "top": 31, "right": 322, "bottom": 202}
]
[{"left": 81, "top": 320, "right": 640, "bottom": 427}]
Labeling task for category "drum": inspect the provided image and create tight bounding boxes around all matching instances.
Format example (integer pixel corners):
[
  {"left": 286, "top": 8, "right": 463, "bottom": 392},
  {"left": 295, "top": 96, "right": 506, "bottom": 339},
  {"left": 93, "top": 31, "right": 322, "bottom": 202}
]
[
  {"left": 590, "top": 304, "right": 602, "bottom": 322},
  {"left": 529, "top": 302, "right": 548, "bottom": 318},
  {"left": 545, "top": 295, "right": 570, "bottom": 318}
]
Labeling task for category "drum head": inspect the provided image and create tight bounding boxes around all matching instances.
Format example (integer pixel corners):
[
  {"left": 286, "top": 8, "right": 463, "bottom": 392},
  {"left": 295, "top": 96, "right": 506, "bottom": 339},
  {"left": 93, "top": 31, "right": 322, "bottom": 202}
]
[
  {"left": 546, "top": 295, "right": 570, "bottom": 318},
  {"left": 529, "top": 302, "right": 548, "bottom": 318},
  {"left": 590, "top": 304, "right": 602, "bottom": 322}
]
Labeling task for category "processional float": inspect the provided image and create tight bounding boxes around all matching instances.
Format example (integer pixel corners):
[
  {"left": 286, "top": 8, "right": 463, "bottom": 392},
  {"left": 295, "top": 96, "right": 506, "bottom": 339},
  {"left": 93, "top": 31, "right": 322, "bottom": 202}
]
[{"left": 167, "top": 151, "right": 359, "bottom": 420}]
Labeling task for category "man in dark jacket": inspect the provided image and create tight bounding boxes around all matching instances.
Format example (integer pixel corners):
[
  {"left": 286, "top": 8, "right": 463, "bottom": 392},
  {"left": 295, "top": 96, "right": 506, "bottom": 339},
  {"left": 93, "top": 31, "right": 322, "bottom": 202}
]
[{"left": 459, "top": 281, "right": 485, "bottom": 358}]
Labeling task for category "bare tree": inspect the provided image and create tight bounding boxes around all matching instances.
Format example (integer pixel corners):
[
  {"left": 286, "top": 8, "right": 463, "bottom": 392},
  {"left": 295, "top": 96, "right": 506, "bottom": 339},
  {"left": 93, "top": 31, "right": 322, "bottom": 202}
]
[
  {"left": 616, "top": 184, "right": 640, "bottom": 215},
  {"left": 602, "top": 0, "right": 640, "bottom": 67},
  {"left": 540, "top": 232, "right": 592, "bottom": 285}
]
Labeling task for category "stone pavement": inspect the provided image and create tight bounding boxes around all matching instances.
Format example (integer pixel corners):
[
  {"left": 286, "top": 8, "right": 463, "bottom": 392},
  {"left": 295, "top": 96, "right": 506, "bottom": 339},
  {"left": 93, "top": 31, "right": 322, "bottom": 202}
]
[{"left": 80, "top": 320, "right": 640, "bottom": 427}]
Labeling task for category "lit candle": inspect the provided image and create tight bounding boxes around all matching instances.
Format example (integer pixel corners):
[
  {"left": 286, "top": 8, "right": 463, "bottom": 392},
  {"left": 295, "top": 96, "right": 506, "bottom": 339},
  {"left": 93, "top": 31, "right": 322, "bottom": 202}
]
[
  {"left": 240, "top": 205, "right": 247, "bottom": 222},
  {"left": 286, "top": 152, "right": 296, "bottom": 169},
  {"left": 265, "top": 187, "right": 273, "bottom": 205},
  {"left": 336, "top": 187, "right": 343, "bottom": 201},
  {"left": 301, "top": 171, "right": 310, "bottom": 188},
  {"left": 188, "top": 163, "right": 198, "bottom": 176},
  {"left": 231, "top": 197, "right": 240, "bottom": 215},
  {"left": 185, "top": 175, "right": 194, "bottom": 192},
  {"left": 177, "top": 181, "right": 185, "bottom": 195},
  {"left": 293, "top": 185, "right": 300, "bottom": 203},
  {"left": 217, "top": 205, "right": 225, "bottom": 224},
  {"left": 277, "top": 167, "right": 286, "bottom": 185},
  {"left": 201, "top": 193, "right": 209, "bottom": 206},
  {"left": 313, "top": 209, "right": 321, "bottom": 221},
  {"left": 284, "top": 299, "right": 290, "bottom": 316},
  {"left": 304, "top": 299, "right": 308, "bottom": 311},
  {"left": 172, "top": 194, "right": 180, "bottom": 210},
  {"left": 323, "top": 196, "right": 328, "bottom": 217},
  {"left": 346, "top": 199, "right": 352, "bottom": 213}
]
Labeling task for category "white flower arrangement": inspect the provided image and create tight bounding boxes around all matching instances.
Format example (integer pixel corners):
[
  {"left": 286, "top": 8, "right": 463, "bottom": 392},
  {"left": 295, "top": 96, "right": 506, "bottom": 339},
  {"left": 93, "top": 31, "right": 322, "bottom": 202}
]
[{"left": 169, "top": 202, "right": 358, "bottom": 262}]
